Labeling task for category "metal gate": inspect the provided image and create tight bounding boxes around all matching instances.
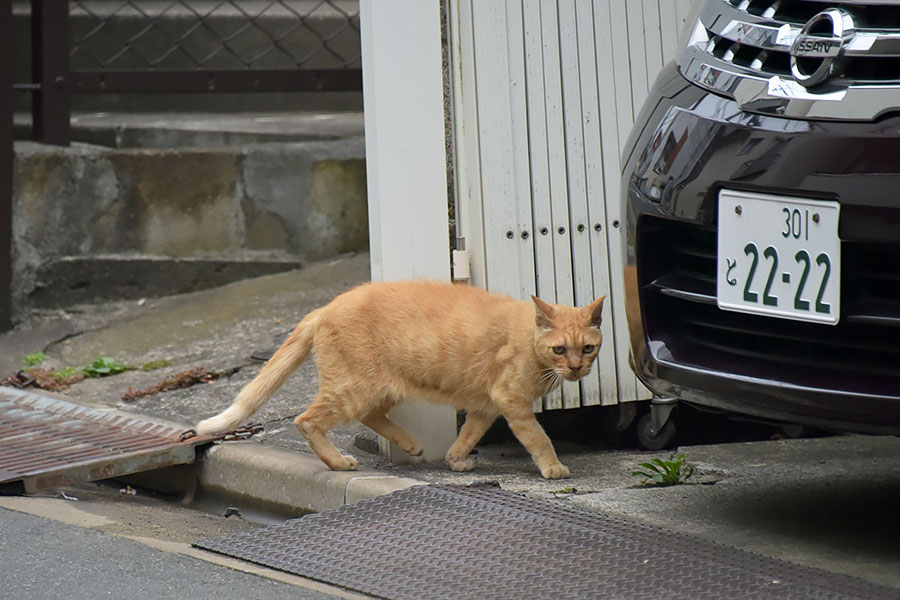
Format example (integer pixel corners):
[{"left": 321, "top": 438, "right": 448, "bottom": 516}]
[{"left": 448, "top": 0, "right": 694, "bottom": 410}]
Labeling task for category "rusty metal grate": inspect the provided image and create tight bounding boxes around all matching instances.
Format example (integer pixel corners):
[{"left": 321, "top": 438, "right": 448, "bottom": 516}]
[
  {"left": 196, "top": 484, "right": 899, "bottom": 600},
  {"left": 0, "top": 387, "right": 210, "bottom": 494}
]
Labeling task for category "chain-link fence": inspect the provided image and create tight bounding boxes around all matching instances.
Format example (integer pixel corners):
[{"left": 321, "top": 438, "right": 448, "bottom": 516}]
[
  {"left": 69, "top": 1, "right": 361, "bottom": 71},
  {"left": 15, "top": 0, "right": 363, "bottom": 144}
]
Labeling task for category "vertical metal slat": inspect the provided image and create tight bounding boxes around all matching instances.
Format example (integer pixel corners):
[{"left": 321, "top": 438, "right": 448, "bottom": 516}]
[
  {"left": 573, "top": 0, "right": 611, "bottom": 407},
  {"left": 0, "top": 0, "right": 12, "bottom": 330},
  {"left": 31, "top": 0, "right": 70, "bottom": 145},
  {"left": 522, "top": 0, "right": 562, "bottom": 411}
]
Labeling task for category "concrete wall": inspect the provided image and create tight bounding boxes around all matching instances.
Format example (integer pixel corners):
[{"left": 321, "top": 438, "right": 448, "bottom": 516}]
[{"left": 12, "top": 136, "right": 367, "bottom": 314}]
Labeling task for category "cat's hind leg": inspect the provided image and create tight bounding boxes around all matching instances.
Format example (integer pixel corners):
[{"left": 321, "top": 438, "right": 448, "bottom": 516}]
[
  {"left": 445, "top": 410, "right": 497, "bottom": 472},
  {"left": 360, "top": 412, "right": 423, "bottom": 457},
  {"left": 294, "top": 397, "right": 358, "bottom": 471}
]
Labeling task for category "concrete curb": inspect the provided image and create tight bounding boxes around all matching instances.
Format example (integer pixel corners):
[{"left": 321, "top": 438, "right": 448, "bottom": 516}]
[
  {"left": 8, "top": 387, "right": 426, "bottom": 515},
  {"left": 195, "top": 441, "right": 427, "bottom": 514}
]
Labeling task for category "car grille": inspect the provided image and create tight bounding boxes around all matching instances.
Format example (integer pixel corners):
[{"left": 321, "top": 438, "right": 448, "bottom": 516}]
[
  {"left": 638, "top": 216, "right": 900, "bottom": 395},
  {"left": 679, "top": 0, "right": 900, "bottom": 120}
]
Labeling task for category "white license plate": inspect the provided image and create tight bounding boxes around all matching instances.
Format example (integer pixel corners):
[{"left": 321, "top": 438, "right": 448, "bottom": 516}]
[{"left": 717, "top": 190, "right": 841, "bottom": 325}]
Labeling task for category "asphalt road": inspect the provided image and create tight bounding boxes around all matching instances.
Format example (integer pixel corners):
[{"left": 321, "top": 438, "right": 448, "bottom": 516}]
[{"left": 0, "top": 489, "right": 368, "bottom": 600}]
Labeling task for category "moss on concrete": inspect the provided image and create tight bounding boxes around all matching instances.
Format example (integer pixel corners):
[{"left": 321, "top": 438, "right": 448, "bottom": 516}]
[
  {"left": 111, "top": 151, "right": 243, "bottom": 256},
  {"left": 307, "top": 158, "right": 368, "bottom": 259}
]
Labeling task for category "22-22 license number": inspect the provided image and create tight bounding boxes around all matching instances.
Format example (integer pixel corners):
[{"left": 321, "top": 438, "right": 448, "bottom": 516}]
[{"left": 739, "top": 243, "right": 832, "bottom": 316}]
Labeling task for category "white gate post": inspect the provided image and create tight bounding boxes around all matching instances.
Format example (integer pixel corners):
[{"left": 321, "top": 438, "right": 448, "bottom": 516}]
[{"left": 360, "top": 0, "right": 457, "bottom": 463}]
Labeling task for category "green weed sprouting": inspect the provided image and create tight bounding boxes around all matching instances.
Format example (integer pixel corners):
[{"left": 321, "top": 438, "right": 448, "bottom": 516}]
[
  {"left": 23, "top": 352, "right": 46, "bottom": 367},
  {"left": 82, "top": 357, "right": 134, "bottom": 378},
  {"left": 53, "top": 366, "right": 79, "bottom": 381},
  {"left": 632, "top": 453, "right": 695, "bottom": 486}
]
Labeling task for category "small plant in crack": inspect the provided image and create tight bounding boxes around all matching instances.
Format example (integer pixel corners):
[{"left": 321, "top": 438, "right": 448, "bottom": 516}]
[
  {"left": 83, "top": 357, "right": 134, "bottom": 378},
  {"left": 53, "top": 366, "right": 80, "bottom": 381},
  {"left": 23, "top": 352, "right": 46, "bottom": 367},
  {"left": 632, "top": 453, "right": 695, "bottom": 487}
]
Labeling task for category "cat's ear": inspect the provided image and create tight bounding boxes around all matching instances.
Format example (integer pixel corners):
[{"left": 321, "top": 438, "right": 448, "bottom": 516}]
[
  {"left": 582, "top": 295, "right": 606, "bottom": 328},
  {"left": 531, "top": 295, "right": 556, "bottom": 329}
]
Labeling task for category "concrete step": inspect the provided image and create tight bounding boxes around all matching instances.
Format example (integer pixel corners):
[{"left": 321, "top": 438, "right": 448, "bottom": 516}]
[
  {"left": 29, "top": 255, "right": 305, "bottom": 308},
  {"left": 12, "top": 111, "right": 367, "bottom": 321},
  {"left": 17, "top": 111, "right": 365, "bottom": 147}
]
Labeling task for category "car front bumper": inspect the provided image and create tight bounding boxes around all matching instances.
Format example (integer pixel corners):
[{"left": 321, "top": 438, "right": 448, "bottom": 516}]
[{"left": 622, "top": 64, "right": 900, "bottom": 435}]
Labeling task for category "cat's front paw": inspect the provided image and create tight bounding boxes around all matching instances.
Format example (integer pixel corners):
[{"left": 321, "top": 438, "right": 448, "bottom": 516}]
[
  {"left": 540, "top": 463, "right": 570, "bottom": 479},
  {"left": 332, "top": 455, "right": 359, "bottom": 471},
  {"left": 446, "top": 456, "right": 476, "bottom": 472},
  {"left": 404, "top": 441, "right": 424, "bottom": 457}
]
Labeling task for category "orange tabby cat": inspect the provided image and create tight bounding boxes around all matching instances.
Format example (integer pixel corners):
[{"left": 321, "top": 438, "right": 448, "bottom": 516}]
[{"left": 196, "top": 280, "right": 605, "bottom": 479}]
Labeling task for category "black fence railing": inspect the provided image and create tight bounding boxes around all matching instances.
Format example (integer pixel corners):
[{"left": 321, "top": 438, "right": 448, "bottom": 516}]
[
  {"left": 1, "top": 0, "right": 364, "bottom": 329},
  {"left": 1, "top": 4, "right": 12, "bottom": 330}
]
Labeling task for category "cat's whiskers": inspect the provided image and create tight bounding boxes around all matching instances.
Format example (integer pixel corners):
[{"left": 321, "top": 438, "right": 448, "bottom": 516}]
[{"left": 540, "top": 368, "right": 562, "bottom": 393}]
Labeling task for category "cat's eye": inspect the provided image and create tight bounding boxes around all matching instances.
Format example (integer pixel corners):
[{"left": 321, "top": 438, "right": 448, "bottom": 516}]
[
  {"left": 552, "top": 345, "right": 566, "bottom": 355},
  {"left": 582, "top": 344, "right": 595, "bottom": 354}
]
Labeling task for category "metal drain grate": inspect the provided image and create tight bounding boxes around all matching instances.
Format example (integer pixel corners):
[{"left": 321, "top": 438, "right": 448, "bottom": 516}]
[
  {"left": 195, "top": 484, "right": 898, "bottom": 600},
  {"left": 0, "top": 387, "right": 210, "bottom": 494}
]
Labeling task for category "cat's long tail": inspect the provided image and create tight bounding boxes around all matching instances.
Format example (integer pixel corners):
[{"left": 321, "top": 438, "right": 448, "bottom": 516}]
[{"left": 195, "top": 308, "right": 323, "bottom": 435}]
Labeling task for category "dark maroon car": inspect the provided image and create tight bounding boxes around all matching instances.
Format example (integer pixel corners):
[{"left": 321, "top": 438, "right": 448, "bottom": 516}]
[{"left": 622, "top": 0, "right": 900, "bottom": 446}]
